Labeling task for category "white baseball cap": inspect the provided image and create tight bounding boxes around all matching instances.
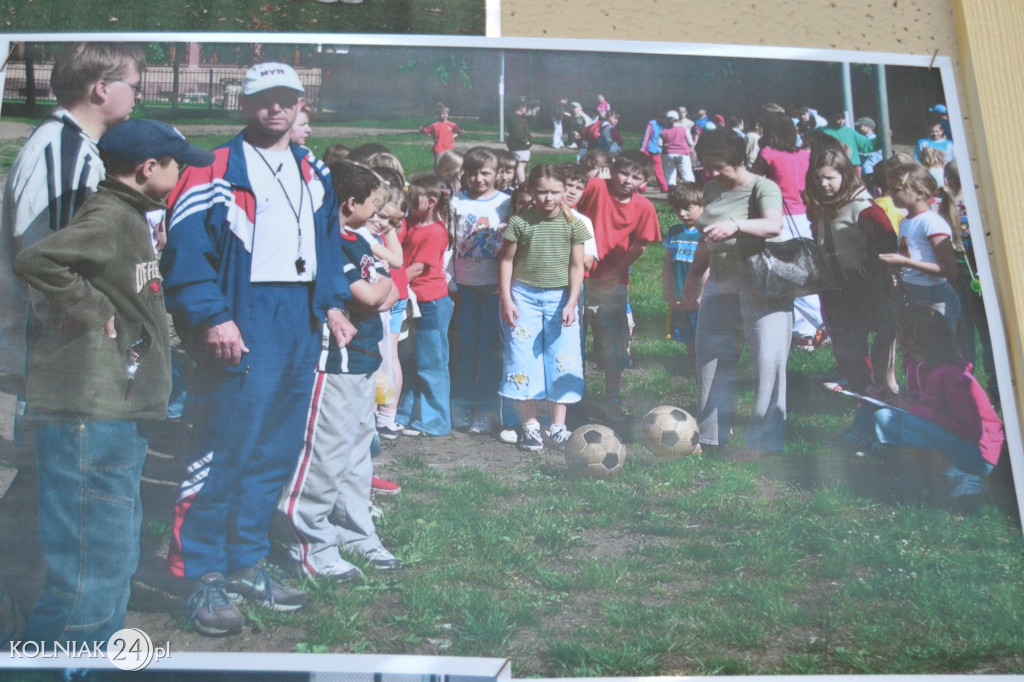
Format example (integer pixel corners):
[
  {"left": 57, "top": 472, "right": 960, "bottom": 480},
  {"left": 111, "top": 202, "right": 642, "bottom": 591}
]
[{"left": 242, "top": 62, "right": 305, "bottom": 96}]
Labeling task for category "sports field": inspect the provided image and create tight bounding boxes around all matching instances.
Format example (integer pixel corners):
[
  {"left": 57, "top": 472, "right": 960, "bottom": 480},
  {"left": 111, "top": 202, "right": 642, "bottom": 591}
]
[{"left": 0, "top": 120, "right": 1022, "bottom": 676}]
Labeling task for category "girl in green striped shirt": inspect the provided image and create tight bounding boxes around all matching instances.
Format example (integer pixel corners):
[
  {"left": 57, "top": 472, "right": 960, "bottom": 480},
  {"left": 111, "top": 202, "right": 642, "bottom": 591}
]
[{"left": 497, "top": 164, "right": 590, "bottom": 451}]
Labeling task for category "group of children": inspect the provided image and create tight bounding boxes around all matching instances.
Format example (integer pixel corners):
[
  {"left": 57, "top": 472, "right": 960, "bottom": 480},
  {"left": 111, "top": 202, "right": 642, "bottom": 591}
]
[
  {"left": 13, "top": 90, "right": 1008, "bottom": 643},
  {"left": 257, "top": 102, "right": 1006, "bottom": 647},
  {"left": 366, "top": 138, "right": 661, "bottom": 451},
  {"left": 405, "top": 100, "right": 1007, "bottom": 502}
]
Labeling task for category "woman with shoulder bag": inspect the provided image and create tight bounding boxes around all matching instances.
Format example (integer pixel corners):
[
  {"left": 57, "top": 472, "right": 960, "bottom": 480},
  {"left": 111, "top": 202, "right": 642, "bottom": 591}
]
[{"left": 681, "top": 128, "right": 789, "bottom": 460}]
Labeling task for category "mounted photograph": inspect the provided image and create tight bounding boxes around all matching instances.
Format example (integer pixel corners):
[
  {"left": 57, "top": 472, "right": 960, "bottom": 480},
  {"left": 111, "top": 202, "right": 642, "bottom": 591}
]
[{"left": 0, "top": 33, "right": 1020, "bottom": 677}]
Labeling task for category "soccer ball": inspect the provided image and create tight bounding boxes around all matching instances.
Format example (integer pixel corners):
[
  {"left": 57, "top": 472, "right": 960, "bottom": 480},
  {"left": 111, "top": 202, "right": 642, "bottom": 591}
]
[
  {"left": 640, "top": 405, "right": 700, "bottom": 458},
  {"left": 564, "top": 424, "right": 627, "bottom": 480}
]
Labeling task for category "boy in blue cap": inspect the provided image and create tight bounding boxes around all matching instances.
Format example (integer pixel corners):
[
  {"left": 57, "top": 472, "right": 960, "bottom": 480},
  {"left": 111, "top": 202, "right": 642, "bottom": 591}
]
[{"left": 13, "top": 119, "right": 214, "bottom": 646}]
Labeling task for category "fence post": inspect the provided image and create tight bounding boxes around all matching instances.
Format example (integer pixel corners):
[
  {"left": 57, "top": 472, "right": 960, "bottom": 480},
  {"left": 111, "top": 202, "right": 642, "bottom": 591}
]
[
  {"left": 208, "top": 68, "right": 214, "bottom": 111},
  {"left": 171, "top": 42, "right": 181, "bottom": 110},
  {"left": 25, "top": 43, "right": 36, "bottom": 107}
]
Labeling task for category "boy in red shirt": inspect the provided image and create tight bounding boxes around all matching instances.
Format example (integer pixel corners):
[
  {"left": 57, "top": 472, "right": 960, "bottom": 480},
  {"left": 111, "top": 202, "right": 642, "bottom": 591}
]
[
  {"left": 420, "top": 103, "right": 462, "bottom": 164},
  {"left": 576, "top": 151, "right": 661, "bottom": 419}
]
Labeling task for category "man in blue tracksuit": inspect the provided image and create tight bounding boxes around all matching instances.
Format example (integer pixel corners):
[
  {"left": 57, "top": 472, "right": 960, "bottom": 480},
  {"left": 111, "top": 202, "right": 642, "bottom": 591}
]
[{"left": 160, "top": 62, "right": 356, "bottom": 636}]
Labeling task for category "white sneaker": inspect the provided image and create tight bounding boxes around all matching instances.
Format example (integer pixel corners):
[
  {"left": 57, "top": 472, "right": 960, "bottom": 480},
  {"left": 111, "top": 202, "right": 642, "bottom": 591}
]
[
  {"left": 469, "top": 413, "right": 495, "bottom": 434},
  {"left": 308, "top": 558, "right": 363, "bottom": 583},
  {"left": 518, "top": 421, "right": 544, "bottom": 452},
  {"left": 362, "top": 545, "right": 402, "bottom": 571},
  {"left": 498, "top": 428, "right": 518, "bottom": 445},
  {"left": 950, "top": 473, "right": 986, "bottom": 498}
]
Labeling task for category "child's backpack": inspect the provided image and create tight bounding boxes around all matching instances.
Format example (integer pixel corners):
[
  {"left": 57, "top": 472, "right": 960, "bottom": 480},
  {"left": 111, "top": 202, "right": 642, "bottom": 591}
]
[{"left": 583, "top": 120, "right": 604, "bottom": 145}]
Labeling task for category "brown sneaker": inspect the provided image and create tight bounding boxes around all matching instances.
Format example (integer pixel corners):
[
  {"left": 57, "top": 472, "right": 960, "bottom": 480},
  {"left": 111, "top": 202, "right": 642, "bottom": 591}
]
[
  {"left": 226, "top": 559, "right": 307, "bottom": 612},
  {"left": 186, "top": 572, "right": 244, "bottom": 637}
]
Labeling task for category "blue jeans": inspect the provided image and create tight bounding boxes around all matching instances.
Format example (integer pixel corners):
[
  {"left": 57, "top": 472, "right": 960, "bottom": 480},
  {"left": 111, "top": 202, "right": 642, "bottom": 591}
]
[
  {"left": 397, "top": 296, "right": 453, "bottom": 434},
  {"left": 852, "top": 405, "right": 992, "bottom": 475},
  {"left": 25, "top": 419, "right": 147, "bottom": 645},
  {"left": 451, "top": 285, "right": 501, "bottom": 413},
  {"left": 499, "top": 282, "right": 583, "bottom": 403}
]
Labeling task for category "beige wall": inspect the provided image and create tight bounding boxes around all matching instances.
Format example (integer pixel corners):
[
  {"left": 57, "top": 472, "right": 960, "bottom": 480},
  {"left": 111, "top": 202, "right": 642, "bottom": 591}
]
[
  {"left": 504, "top": 0, "right": 1024, "bottom": 432},
  {"left": 502, "top": 0, "right": 960, "bottom": 55}
]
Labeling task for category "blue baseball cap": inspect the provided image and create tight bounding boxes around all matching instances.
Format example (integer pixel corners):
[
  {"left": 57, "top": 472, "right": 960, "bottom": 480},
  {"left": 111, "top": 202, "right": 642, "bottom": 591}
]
[
  {"left": 99, "top": 119, "right": 215, "bottom": 168},
  {"left": 929, "top": 104, "right": 948, "bottom": 114}
]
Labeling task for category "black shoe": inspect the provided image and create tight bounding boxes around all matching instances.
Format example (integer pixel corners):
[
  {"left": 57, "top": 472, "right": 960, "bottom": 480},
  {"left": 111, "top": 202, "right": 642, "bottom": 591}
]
[{"left": 378, "top": 424, "right": 403, "bottom": 440}]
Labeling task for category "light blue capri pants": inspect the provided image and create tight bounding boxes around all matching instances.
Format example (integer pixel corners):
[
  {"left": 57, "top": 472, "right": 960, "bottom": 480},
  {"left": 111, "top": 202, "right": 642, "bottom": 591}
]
[{"left": 499, "top": 281, "right": 584, "bottom": 403}]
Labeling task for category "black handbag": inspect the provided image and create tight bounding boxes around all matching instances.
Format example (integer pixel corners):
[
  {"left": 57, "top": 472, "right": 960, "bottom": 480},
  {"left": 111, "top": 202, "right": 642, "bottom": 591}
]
[{"left": 747, "top": 201, "right": 838, "bottom": 302}]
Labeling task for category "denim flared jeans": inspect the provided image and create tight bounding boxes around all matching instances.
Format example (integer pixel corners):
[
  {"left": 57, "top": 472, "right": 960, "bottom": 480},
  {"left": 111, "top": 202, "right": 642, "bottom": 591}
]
[
  {"left": 451, "top": 284, "right": 501, "bottom": 414},
  {"left": 397, "top": 296, "right": 454, "bottom": 434},
  {"left": 852, "top": 405, "right": 992, "bottom": 475}
]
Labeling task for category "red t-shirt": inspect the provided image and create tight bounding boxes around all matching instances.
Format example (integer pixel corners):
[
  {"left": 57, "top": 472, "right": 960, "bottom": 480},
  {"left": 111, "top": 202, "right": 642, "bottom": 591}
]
[
  {"left": 576, "top": 177, "right": 661, "bottom": 285},
  {"left": 758, "top": 146, "right": 810, "bottom": 214},
  {"left": 402, "top": 221, "right": 449, "bottom": 302},
  {"left": 421, "top": 121, "right": 462, "bottom": 154}
]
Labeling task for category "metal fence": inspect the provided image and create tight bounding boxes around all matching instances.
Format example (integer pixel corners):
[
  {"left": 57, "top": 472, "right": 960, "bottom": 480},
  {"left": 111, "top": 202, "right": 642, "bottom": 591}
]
[{"left": 2, "top": 62, "right": 322, "bottom": 111}]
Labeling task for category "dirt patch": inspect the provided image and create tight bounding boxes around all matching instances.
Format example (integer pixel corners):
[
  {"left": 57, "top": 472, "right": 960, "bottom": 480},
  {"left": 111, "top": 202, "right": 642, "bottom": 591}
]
[{"left": 0, "top": 121, "right": 35, "bottom": 142}]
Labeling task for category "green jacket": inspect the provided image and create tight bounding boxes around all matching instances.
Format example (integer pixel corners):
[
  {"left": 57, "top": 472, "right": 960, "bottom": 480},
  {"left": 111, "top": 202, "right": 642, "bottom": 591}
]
[
  {"left": 507, "top": 113, "right": 532, "bottom": 152},
  {"left": 14, "top": 178, "right": 171, "bottom": 420}
]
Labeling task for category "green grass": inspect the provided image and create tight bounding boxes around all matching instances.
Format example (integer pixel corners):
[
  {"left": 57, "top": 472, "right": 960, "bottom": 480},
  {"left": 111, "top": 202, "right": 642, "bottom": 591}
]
[
  {"left": 0, "top": 0, "right": 484, "bottom": 35},
  {"left": 3, "top": 118, "right": 1020, "bottom": 674},
  {"left": 224, "top": 436, "right": 1024, "bottom": 674}
]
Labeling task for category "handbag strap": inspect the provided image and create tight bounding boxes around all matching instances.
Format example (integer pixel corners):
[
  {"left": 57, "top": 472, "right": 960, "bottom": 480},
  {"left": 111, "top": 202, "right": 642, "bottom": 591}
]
[{"left": 781, "top": 200, "right": 800, "bottom": 240}]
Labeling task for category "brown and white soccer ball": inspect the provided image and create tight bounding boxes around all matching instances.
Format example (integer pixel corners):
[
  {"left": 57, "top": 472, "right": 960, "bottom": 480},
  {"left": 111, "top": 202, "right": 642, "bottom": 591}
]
[
  {"left": 564, "top": 424, "right": 627, "bottom": 480},
  {"left": 640, "top": 405, "right": 700, "bottom": 458}
]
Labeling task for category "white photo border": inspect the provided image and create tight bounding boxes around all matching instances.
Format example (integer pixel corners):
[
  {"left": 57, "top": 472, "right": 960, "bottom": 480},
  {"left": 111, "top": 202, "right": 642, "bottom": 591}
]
[{"left": 0, "top": 31, "right": 1020, "bottom": 676}]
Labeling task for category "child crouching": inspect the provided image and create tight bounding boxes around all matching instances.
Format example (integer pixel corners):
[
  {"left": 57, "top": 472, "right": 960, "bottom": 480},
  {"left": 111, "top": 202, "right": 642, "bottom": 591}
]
[{"left": 847, "top": 305, "right": 1003, "bottom": 498}]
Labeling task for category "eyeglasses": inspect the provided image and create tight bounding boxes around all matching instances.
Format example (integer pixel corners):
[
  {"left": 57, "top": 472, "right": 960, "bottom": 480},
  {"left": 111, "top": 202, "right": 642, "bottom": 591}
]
[{"left": 113, "top": 79, "right": 143, "bottom": 96}]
